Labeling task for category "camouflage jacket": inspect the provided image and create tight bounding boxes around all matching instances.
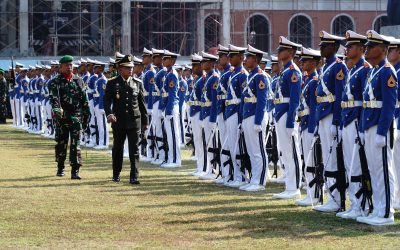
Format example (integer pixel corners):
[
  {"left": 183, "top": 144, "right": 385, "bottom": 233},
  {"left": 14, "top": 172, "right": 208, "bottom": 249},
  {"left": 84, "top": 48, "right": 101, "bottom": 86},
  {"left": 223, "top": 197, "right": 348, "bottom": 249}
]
[{"left": 49, "top": 73, "right": 90, "bottom": 127}]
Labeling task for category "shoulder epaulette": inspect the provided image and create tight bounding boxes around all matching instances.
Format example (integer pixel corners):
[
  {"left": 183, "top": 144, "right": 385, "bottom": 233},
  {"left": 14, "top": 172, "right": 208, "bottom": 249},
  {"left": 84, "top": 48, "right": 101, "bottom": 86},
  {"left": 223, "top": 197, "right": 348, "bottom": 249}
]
[{"left": 108, "top": 76, "right": 117, "bottom": 81}]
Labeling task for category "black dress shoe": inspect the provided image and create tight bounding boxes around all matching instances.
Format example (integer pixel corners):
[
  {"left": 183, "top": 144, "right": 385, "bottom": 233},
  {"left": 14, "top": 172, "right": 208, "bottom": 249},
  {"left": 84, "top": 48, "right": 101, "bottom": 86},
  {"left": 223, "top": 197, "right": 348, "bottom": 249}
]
[
  {"left": 56, "top": 168, "right": 65, "bottom": 177},
  {"left": 71, "top": 170, "right": 81, "bottom": 180},
  {"left": 130, "top": 179, "right": 140, "bottom": 185},
  {"left": 112, "top": 176, "right": 120, "bottom": 182}
]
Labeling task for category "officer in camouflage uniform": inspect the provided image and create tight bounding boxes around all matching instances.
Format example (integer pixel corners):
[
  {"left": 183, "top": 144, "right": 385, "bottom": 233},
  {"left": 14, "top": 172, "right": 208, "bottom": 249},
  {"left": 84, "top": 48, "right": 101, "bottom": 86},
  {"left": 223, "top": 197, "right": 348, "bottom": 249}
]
[
  {"left": 49, "top": 55, "right": 90, "bottom": 179},
  {"left": 0, "top": 69, "right": 7, "bottom": 124}
]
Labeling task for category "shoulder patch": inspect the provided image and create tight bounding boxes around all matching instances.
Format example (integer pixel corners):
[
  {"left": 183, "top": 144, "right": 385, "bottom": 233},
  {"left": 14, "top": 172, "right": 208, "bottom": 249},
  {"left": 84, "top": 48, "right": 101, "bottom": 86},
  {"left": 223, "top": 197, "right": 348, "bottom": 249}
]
[
  {"left": 259, "top": 81, "right": 265, "bottom": 89},
  {"left": 291, "top": 72, "right": 298, "bottom": 83},
  {"left": 384, "top": 63, "right": 391, "bottom": 68},
  {"left": 213, "top": 82, "right": 218, "bottom": 89},
  {"left": 181, "top": 86, "right": 185, "bottom": 91},
  {"left": 169, "top": 81, "right": 175, "bottom": 88},
  {"left": 102, "top": 84, "right": 106, "bottom": 90},
  {"left": 241, "top": 81, "right": 246, "bottom": 89},
  {"left": 150, "top": 77, "right": 155, "bottom": 84},
  {"left": 388, "top": 75, "right": 397, "bottom": 88},
  {"left": 336, "top": 69, "right": 344, "bottom": 81}
]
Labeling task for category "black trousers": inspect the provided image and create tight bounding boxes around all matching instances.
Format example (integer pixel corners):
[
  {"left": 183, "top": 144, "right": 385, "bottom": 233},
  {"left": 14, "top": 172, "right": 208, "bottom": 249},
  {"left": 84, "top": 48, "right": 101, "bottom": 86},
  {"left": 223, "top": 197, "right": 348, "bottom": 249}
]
[{"left": 112, "top": 128, "right": 140, "bottom": 178}]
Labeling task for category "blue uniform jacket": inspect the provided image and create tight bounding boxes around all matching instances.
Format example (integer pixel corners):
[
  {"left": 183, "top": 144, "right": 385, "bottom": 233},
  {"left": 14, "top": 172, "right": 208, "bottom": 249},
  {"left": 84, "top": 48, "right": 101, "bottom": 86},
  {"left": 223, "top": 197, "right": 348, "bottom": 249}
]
[
  {"left": 201, "top": 70, "right": 219, "bottom": 123},
  {"left": 316, "top": 56, "right": 348, "bottom": 126},
  {"left": 185, "top": 76, "right": 194, "bottom": 103},
  {"left": 242, "top": 66, "right": 269, "bottom": 125},
  {"left": 393, "top": 62, "right": 400, "bottom": 130},
  {"left": 178, "top": 77, "right": 188, "bottom": 113},
  {"left": 298, "top": 72, "right": 318, "bottom": 133},
  {"left": 189, "top": 75, "right": 205, "bottom": 118},
  {"left": 362, "top": 59, "right": 398, "bottom": 136},
  {"left": 143, "top": 64, "right": 156, "bottom": 109},
  {"left": 35, "top": 76, "right": 45, "bottom": 102},
  {"left": 217, "top": 64, "right": 232, "bottom": 115},
  {"left": 274, "top": 61, "right": 302, "bottom": 128},
  {"left": 151, "top": 67, "right": 167, "bottom": 106},
  {"left": 87, "top": 74, "right": 98, "bottom": 101},
  {"left": 160, "top": 67, "right": 179, "bottom": 115},
  {"left": 94, "top": 73, "right": 107, "bottom": 109},
  {"left": 224, "top": 65, "right": 248, "bottom": 122}
]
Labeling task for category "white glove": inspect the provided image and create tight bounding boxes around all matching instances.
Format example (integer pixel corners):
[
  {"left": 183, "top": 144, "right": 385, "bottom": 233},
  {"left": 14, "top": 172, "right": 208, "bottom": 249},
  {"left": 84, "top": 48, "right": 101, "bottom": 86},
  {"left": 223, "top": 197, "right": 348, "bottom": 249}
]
[
  {"left": 147, "top": 109, "right": 153, "bottom": 115},
  {"left": 210, "top": 122, "right": 217, "bottom": 130},
  {"left": 99, "top": 109, "right": 105, "bottom": 115},
  {"left": 165, "top": 114, "right": 173, "bottom": 120},
  {"left": 359, "top": 132, "right": 365, "bottom": 144},
  {"left": 330, "top": 125, "right": 338, "bottom": 139},
  {"left": 159, "top": 111, "right": 164, "bottom": 119},
  {"left": 396, "top": 129, "right": 400, "bottom": 141},
  {"left": 375, "top": 134, "right": 386, "bottom": 148},
  {"left": 254, "top": 125, "right": 263, "bottom": 133}
]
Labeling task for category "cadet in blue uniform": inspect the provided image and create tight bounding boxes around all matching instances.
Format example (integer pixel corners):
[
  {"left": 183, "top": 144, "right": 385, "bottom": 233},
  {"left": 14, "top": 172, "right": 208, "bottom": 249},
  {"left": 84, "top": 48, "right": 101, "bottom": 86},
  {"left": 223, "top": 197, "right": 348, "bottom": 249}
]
[
  {"left": 239, "top": 45, "right": 270, "bottom": 192},
  {"left": 224, "top": 44, "right": 248, "bottom": 188},
  {"left": 337, "top": 31, "right": 372, "bottom": 219},
  {"left": 34, "top": 65, "right": 45, "bottom": 134},
  {"left": 188, "top": 54, "right": 207, "bottom": 176},
  {"left": 295, "top": 47, "right": 321, "bottom": 206},
  {"left": 141, "top": 47, "right": 157, "bottom": 162},
  {"left": 272, "top": 37, "right": 303, "bottom": 200},
  {"left": 356, "top": 30, "right": 397, "bottom": 226},
  {"left": 42, "top": 66, "right": 54, "bottom": 138},
  {"left": 198, "top": 51, "right": 220, "bottom": 179},
  {"left": 86, "top": 59, "right": 99, "bottom": 148},
  {"left": 215, "top": 44, "right": 233, "bottom": 184},
  {"left": 388, "top": 38, "right": 400, "bottom": 210},
  {"left": 175, "top": 65, "right": 188, "bottom": 147},
  {"left": 313, "top": 31, "right": 348, "bottom": 212},
  {"left": 159, "top": 50, "right": 181, "bottom": 168},
  {"left": 150, "top": 49, "right": 168, "bottom": 165},
  {"left": 93, "top": 61, "right": 109, "bottom": 150}
]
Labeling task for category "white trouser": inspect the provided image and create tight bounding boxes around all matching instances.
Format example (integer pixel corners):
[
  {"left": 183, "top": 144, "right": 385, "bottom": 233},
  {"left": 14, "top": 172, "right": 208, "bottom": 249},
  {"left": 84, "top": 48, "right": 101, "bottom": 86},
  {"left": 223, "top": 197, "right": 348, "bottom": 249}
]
[
  {"left": 35, "top": 99, "right": 43, "bottom": 131},
  {"left": 343, "top": 120, "right": 363, "bottom": 211},
  {"left": 179, "top": 103, "right": 187, "bottom": 145},
  {"left": 15, "top": 98, "right": 23, "bottom": 126},
  {"left": 319, "top": 114, "right": 340, "bottom": 203},
  {"left": 243, "top": 115, "right": 269, "bottom": 186},
  {"left": 302, "top": 131, "right": 317, "bottom": 198},
  {"left": 146, "top": 110, "right": 155, "bottom": 158},
  {"left": 95, "top": 106, "right": 109, "bottom": 147},
  {"left": 223, "top": 113, "right": 241, "bottom": 182},
  {"left": 10, "top": 97, "right": 16, "bottom": 126},
  {"left": 394, "top": 123, "right": 400, "bottom": 205},
  {"left": 152, "top": 101, "right": 165, "bottom": 161},
  {"left": 190, "top": 112, "right": 204, "bottom": 172},
  {"left": 88, "top": 99, "right": 97, "bottom": 144},
  {"left": 218, "top": 113, "right": 229, "bottom": 178},
  {"left": 44, "top": 101, "right": 53, "bottom": 135},
  {"left": 365, "top": 125, "right": 395, "bottom": 218},
  {"left": 165, "top": 107, "right": 181, "bottom": 164},
  {"left": 28, "top": 100, "right": 35, "bottom": 130},
  {"left": 22, "top": 100, "right": 28, "bottom": 127},
  {"left": 275, "top": 113, "right": 302, "bottom": 191},
  {"left": 203, "top": 119, "right": 215, "bottom": 175}
]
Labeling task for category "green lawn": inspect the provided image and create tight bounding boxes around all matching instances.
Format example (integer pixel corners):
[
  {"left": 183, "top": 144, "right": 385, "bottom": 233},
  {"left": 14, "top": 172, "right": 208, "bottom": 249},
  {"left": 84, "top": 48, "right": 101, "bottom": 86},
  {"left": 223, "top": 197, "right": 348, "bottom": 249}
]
[{"left": 1, "top": 123, "right": 400, "bottom": 249}]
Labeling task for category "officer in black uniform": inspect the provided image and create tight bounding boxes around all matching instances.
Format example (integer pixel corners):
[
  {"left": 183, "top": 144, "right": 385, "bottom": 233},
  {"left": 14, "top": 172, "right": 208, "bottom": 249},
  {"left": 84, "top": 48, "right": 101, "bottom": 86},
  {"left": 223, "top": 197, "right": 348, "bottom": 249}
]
[{"left": 104, "top": 54, "right": 148, "bottom": 184}]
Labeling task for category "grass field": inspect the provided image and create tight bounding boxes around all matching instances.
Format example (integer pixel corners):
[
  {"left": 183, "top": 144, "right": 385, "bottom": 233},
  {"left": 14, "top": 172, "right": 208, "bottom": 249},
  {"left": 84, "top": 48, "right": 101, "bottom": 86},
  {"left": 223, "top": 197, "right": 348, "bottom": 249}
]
[{"left": 1, "top": 123, "right": 400, "bottom": 249}]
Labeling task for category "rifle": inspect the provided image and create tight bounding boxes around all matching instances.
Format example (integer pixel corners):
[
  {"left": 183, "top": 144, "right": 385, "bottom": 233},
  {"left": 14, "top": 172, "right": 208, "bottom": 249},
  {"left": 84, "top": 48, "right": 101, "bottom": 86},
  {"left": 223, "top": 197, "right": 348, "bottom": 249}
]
[
  {"left": 266, "top": 122, "right": 279, "bottom": 178},
  {"left": 354, "top": 121, "right": 373, "bottom": 214},
  {"left": 335, "top": 136, "right": 347, "bottom": 212},
  {"left": 306, "top": 133, "right": 324, "bottom": 204},
  {"left": 236, "top": 131, "right": 251, "bottom": 181}
]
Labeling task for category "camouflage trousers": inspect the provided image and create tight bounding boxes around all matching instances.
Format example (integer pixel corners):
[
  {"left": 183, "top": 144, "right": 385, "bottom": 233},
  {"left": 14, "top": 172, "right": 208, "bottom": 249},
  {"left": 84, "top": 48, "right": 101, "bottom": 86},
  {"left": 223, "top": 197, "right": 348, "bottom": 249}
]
[
  {"left": 0, "top": 101, "right": 7, "bottom": 122},
  {"left": 54, "top": 123, "right": 82, "bottom": 168}
]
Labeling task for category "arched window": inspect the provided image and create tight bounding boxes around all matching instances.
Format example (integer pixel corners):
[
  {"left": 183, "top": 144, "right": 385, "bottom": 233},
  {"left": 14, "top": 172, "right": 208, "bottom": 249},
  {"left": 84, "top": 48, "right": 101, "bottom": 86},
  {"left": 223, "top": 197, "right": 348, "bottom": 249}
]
[
  {"left": 246, "top": 14, "right": 270, "bottom": 53},
  {"left": 289, "top": 14, "right": 312, "bottom": 48},
  {"left": 204, "top": 14, "right": 220, "bottom": 51},
  {"left": 373, "top": 15, "right": 389, "bottom": 33},
  {"left": 332, "top": 15, "right": 354, "bottom": 36}
]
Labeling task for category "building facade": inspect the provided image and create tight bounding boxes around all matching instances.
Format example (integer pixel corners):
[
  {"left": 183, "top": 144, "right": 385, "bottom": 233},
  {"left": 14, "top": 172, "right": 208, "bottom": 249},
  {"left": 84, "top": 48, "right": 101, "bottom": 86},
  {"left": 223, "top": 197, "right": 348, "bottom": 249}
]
[{"left": 0, "top": 0, "right": 389, "bottom": 57}]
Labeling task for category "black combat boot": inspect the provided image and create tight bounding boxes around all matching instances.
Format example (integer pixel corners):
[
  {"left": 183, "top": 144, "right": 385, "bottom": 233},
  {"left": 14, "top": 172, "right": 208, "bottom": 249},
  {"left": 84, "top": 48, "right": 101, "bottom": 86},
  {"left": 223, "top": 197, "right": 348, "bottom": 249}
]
[
  {"left": 71, "top": 166, "right": 81, "bottom": 180},
  {"left": 112, "top": 171, "right": 120, "bottom": 182},
  {"left": 129, "top": 163, "right": 140, "bottom": 185},
  {"left": 56, "top": 164, "right": 65, "bottom": 177}
]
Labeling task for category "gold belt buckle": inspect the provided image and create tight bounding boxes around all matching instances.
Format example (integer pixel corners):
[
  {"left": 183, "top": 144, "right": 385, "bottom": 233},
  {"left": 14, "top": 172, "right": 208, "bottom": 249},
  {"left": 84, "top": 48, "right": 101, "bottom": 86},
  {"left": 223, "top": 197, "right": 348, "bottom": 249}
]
[
  {"left": 328, "top": 94, "right": 334, "bottom": 103},
  {"left": 371, "top": 100, "right": 376, "bottom": 108}
]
